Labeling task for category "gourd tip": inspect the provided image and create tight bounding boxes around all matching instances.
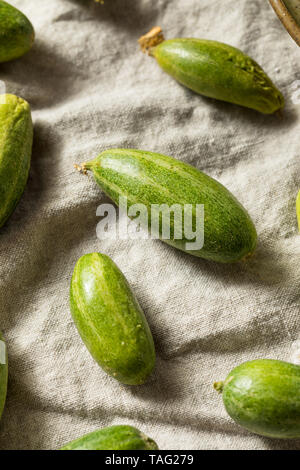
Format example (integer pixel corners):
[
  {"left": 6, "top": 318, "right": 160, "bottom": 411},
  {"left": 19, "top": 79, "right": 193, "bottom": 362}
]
[
  {"left": 213, "top": 381, "right": 224, "bottom": 394},
  {"left": 242, "top": 252, "right": 254, "bottom": 262},
  {"left": 138, "top": 26, "right": 165, "bottom": 54},
  {"left": 275, "top": 109, "right": 284, "bottom": 119},
  {"left": 74, "top": 163, "right": 88, "bottom": 175}
]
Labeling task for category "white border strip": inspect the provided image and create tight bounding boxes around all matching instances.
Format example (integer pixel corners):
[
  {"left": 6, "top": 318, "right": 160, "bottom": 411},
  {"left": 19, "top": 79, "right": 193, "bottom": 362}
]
[
  {"left": 0, "top": 81, "right": 6, "bottom": 104},
  {"left": 0, "top": 341, "right": 6, "bottom": 365}
]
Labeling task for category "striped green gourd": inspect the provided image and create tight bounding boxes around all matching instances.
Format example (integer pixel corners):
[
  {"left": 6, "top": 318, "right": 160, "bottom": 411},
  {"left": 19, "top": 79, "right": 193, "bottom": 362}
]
[
  {"left": 0, "top": 0, "right": 34, "bottom": 63},
  {"left": 214, "top": 359, "right": 300, "bottom": 439},
  {"left": 61, "top": 425, "right": 158, "bottom": 450},
  {"left": 76, "top": 149, "right": 257, "bottom": 263},
  {"left": 70, "top": 253, "right": 156, "bottom": 385},
  {"left": 139, "top": 27, "right": 284, "bottom": 114},
  {"left": 0, "top": 94, "right": 33, "bottom": 228}
]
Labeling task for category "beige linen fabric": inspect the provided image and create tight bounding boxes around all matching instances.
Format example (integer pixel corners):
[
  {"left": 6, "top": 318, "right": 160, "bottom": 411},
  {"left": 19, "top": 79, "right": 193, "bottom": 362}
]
[{"left": 0, "top": 0, "right": 299, "bottom": 450}]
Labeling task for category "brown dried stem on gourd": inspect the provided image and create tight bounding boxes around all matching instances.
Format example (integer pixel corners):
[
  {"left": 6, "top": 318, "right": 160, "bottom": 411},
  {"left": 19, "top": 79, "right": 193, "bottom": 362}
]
[
  {"left": 138, "top": 27, "right": 165, "bottom": 54},
  {"left": 241, "top": 250, "right": 256, "bottom": 262},
  {"left": 275, "top": 109, "right": 283, "bottom": 119},
  {"left": 74, "top": 163, "right": 88, "bottom": 175},
  {"left": 213, "top": 381, "right": 224, "bottom": 394}
]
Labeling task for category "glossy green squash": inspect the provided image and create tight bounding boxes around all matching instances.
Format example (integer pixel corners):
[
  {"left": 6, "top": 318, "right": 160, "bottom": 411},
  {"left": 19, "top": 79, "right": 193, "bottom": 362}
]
[
  {"left": 0, "top": 94, "right": 33, "bottom": 228},
  {"left": 61, "top": 425, "right": 158, "bottom": 450},
  {"left": 70, "top": 253, "right": 156, "bottom": 385},
  {"left": 214, "top": 359, "right": 300, "bottom": 439},
  {"left": 0, "top": 1, "right": 34, "bottom": 63},
  {"left": 139, "top": 27, "right": 284, "bottom": 114},
  {"left": 77, "top": 149, "right": 257, "bottom": 263}
]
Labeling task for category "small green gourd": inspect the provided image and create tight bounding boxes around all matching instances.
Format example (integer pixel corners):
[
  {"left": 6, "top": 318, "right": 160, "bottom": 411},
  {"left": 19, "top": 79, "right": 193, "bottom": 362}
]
[
  {"left": 0, "top": 94, "right": 33, "bottom": 228},
  {"left": 214, "top": 359, "right": 300, "bottom": 439},
  {"left": 61, "top": 425, "right": 158, "bottom": 450},
  {"left": 70, "top": 253, "right": 156, "bottom": 385},
  {"left": 0, "top": 1, "right": 34, "bottom": 63},
  {"left": 76, "top": 149, "right": 257, "bottom": 263},
  {"left": 139, "top": 27, "right": 284, "bottom": 114}
]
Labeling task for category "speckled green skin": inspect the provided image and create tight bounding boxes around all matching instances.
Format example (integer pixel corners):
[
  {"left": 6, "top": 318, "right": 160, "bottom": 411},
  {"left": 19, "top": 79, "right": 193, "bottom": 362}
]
[
  {"left": 84, "top": 149, "right": 257, "bottom": 263},
  {"left": 61, "top": 425, "right": 159, "bottom": 450},
  {"left": 70, "top": 253, "right": 155, "bottom": 385},
  {"left": 216, "top": 360, "right": 300, "bottom": 439},
  {"left": 151, "top": 39, "right": 284, "bottom": 114},
  {"left": 297, "top": 190, "right": 300, "bottom": 232},
  {"left": 0, "top": 1, "right": 34, "bottom": 63},
  {"left": 0, "top": 332, "right": 8, "bottom": 420},
  {"left": 0, "top": 94, "right": 33, "bottom": 228}
]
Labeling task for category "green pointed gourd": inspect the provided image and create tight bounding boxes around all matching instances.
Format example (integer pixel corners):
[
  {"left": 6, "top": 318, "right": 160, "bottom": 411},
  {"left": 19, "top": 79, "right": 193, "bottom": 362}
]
[
  {"left": 0, "top": 94, "right": 33, "bottom": 228},
  {"left": 70, "top": 253, "right": 156, "bottom": 385},
  {"left": 0, "top": 333, "right": 8, "bottom": 420},
  {"left": 76, "top": 149, "right": 257, "bottom": 263},
  {"left": 0, "top": 1, "right": 34, "bottom": 63},
  {"left": 61, "top": 425, "right": 158, "bottom": 450},
  {"left": 139, "top": 27, "right": 284, "bottom": 114},
  {"left": 214, "top": 359, "right": 300, "bottom": 439}
]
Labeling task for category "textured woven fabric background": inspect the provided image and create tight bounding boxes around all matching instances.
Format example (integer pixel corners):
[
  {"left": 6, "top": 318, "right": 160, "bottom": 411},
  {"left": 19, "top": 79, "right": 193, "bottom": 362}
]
[{"left": 0, "top": 0, "right": 299, "bottom": 450}]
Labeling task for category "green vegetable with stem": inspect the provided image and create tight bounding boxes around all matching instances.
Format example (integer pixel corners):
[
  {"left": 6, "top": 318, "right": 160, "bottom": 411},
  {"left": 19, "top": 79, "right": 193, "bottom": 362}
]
[
  {"left": 61, "top": 425, "right": 158, "bottom": 450},
  {"left": 139, "top": 27, "right": 284, "bottom": 114},
  {"left": 214, "top": 359, "right": 300, "bottom": 439},
  {"left": 76, "top": 149, "right": 257, "bottom": 263},
  {"left": 0, "top": 1, "right": 34, "bottom": 63},
  {"left": 0, "top": 94, "right": 33, "bottom": 228}
]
